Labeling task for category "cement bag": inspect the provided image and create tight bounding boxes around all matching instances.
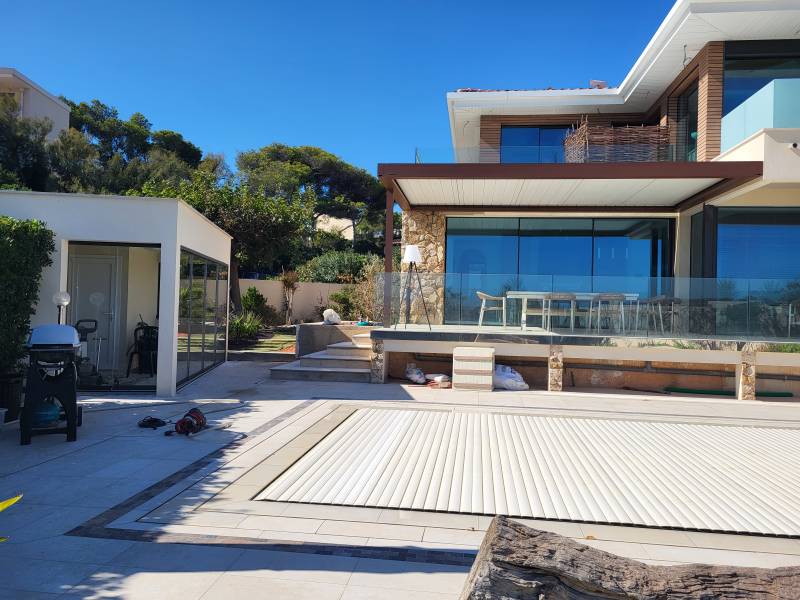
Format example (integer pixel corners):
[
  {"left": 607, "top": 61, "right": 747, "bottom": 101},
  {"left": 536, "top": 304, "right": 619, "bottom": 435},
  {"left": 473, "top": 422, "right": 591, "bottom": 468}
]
[
  {"left": 405, "top": 363, "right": 426, "bottom": 385},
  {"left": 493, "top": 364, "right": 529, "bottom": 391},
  {"left": 322, "top": 308, "right": 341, "bottom": 325}
]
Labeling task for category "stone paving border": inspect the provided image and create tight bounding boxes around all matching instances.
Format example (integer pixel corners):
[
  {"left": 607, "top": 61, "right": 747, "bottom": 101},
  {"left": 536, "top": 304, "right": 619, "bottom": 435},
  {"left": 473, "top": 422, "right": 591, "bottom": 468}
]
[{"left": 66, "top": 398, "right": 477, "bottom": 567}]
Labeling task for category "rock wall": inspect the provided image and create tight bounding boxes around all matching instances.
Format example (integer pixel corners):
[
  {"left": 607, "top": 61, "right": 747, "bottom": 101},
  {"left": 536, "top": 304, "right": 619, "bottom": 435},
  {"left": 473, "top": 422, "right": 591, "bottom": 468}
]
[{"left": 400, "top": 210, "right": 446, "bottom": 325}]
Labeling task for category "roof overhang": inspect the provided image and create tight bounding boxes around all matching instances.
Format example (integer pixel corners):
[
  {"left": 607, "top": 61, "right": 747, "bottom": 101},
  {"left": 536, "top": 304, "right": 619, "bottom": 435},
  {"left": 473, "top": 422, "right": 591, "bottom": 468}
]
[
  {"left": 447, "top": 0, "right": 800, "bottom": 154},
  {"left": 378, "top": 161, "right": 763, "bottom": 213}
]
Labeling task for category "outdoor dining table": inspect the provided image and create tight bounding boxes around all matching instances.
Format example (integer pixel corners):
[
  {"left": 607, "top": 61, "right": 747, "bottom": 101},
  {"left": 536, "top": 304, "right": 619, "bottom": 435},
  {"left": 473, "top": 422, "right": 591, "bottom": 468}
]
[{"left": 506, "top": 291, "right": 640, "bottom": 332}]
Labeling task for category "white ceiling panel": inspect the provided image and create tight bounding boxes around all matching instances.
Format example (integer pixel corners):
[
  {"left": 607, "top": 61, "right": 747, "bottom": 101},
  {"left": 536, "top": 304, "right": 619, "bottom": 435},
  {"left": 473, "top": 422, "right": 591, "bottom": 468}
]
[{"left": 396, "top": 177, "right": 722, "bottom": 207}]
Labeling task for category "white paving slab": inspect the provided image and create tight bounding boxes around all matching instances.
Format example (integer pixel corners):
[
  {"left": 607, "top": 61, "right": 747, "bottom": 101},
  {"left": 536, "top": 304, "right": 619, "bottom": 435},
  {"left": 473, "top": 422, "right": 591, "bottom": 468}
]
[{"left": 260, "top": 407, "right": 800, "bottom": 536}]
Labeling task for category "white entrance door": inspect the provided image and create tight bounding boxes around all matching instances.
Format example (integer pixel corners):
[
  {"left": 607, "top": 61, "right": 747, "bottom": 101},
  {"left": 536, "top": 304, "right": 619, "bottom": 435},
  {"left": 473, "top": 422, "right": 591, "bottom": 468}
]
[{"left": 68, "top": 255, "right": 120, "bottom": 378}]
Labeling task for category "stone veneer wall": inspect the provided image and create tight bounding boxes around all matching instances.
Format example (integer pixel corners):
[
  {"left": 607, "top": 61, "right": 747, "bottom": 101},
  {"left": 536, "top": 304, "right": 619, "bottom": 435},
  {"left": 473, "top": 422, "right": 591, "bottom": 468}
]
[{"left": 400, "top": 210, "right": 446, "bottom": 325}]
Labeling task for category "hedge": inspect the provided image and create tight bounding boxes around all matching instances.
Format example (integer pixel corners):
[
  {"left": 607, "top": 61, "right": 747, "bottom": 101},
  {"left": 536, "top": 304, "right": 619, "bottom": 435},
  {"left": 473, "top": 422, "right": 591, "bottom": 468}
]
[
  {"left": 296, "top": 250, "right": 373, "bottom": 284},
  {"left": 0, "top": 216, "right": 55, "bottom": 374}
]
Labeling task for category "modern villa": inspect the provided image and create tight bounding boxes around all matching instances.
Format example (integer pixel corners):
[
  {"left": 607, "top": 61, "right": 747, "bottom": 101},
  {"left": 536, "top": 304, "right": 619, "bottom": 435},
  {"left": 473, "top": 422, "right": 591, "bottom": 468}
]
[{"left": 373, "top": 0, "right": 800, "bottom": 399}]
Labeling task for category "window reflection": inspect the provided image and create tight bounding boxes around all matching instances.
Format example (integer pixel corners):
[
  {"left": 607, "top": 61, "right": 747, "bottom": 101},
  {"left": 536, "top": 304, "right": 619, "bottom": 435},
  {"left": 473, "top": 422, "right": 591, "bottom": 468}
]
[{"left": 500, "top": 126, "right": 571, "bottom": 163}]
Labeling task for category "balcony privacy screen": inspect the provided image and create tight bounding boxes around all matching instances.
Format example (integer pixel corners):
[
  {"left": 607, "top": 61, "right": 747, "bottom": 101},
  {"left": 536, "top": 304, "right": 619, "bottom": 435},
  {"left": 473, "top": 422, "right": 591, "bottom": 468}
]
[{"left": 564, "top": 119, "right": 672, "bottom": 163}]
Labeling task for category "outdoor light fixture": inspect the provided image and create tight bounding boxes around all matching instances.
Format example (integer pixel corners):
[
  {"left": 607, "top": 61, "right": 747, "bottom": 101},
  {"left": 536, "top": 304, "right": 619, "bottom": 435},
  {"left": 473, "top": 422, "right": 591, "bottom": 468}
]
[
  {"left": 396, "top": 244, "right": 431, "bottom": 330},
  {"left": 52, "top": 291, "right": 71, "bottom": 325}
]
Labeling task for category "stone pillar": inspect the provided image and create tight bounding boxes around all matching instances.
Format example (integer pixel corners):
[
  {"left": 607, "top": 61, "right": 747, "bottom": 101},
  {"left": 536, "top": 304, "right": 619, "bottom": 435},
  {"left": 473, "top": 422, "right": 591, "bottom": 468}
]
[
  {"left": 401, "top": 210, "right": 446, "bottom": 325},
  {"left": 736, "top": 345, "right": 756, "bottom": 401},
  {"left": 548, "top": 345, "right": 564, "bottom": 392},
  {"left": 370, "top": 338, "right": 386, "bottom": 384}
]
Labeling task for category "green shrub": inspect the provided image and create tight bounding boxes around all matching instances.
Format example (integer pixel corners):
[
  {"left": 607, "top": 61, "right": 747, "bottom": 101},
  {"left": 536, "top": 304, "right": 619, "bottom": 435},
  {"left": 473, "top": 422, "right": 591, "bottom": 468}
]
[
  {"left": 0, "top": 217, "right": 55, "bottom": 374},
  {"left": 241, "top": 286, "right": 282, "bottom": 326},
  {"left": 241, "top": 286, "right": 268, "bottom": 315},
  {"left": 328, "top": 287, "right": 358, "bottom": 320},
  {"left": 228, "top": 311, "right": 263, "bottom": 343},
  {"left": 297, "top": 251, "right": 372, "bottom": 283}
]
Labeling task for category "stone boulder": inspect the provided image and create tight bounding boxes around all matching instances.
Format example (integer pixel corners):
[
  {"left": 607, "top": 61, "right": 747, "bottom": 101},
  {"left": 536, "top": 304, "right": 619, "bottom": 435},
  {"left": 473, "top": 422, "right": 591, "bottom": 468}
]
[{"left": 460, "top": 516, "right": 800, "bottom": 599}]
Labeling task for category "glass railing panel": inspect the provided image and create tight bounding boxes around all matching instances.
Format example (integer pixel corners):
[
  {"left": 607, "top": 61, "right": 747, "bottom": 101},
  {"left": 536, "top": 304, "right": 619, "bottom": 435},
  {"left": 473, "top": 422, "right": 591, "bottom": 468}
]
[{"left": 375, "top": 272, "right": 800, "bottom": 342}]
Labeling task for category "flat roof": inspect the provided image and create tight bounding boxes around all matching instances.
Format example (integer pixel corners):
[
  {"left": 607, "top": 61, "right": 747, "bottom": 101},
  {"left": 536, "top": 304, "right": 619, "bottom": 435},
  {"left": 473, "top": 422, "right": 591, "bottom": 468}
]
[{"left": 377, "top": 161, "right": 763, "bottom": 213}]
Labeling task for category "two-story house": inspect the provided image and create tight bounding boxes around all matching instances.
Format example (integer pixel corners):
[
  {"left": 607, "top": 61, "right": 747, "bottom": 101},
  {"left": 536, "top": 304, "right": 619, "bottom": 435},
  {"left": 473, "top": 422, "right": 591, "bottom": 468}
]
[
  {"left": 0, "top": 68, "right": 70, "bottom": 141},
  {"left": 372, "top": 0, "right": 800, "bottom": 399}
]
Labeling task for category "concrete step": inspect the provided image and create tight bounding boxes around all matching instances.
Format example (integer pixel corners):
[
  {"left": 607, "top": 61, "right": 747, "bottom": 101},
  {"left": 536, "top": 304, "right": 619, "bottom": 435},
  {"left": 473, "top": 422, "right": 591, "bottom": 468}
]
[
  {"left": 270, "top": 361, "right": 371, "bottom": 383},
  {"left": 326, "top": 341, "right": 371, "bottom": 358},
  {"left": 297, "top": 351, "right": 370, "bottom": 370}
]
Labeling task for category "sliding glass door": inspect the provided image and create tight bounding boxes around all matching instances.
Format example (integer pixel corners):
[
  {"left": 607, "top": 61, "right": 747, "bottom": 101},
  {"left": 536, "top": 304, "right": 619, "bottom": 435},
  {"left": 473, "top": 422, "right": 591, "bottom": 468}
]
[{"left": 176, "top": 249, "right": 228, "bottom": 385}]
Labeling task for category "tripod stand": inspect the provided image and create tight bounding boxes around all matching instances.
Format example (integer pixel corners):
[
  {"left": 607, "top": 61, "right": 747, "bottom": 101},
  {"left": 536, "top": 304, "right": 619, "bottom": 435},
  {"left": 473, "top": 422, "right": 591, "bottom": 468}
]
[{"left": 395, "top": 261, "right": 432, "bottom": 331}]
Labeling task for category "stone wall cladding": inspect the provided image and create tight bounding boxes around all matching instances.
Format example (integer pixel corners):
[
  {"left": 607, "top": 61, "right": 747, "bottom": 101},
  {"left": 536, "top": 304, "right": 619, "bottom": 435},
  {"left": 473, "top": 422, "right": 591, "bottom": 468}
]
[
  {"left": 737, "top": 344, "right": 757, "bottom": 401},
  {"left": 401, "top": 210, "right": 446, "bottom": 325},
  {"left": 370, "top": 338, "right": 386, "bottom": 384},
  {"left": 548, "top": 345, "right": 564, "bottom": 392}
]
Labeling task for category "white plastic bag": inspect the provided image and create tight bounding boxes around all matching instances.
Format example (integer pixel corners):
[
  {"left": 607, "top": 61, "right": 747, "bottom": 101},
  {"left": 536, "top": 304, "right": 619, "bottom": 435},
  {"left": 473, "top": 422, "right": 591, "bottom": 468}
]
[
  {"left": 405, "top": 362, "right": 426, "bottom": 384},
  {"left": 493, "top": 364, "right": 529, "bottom": 391},
  {"left": 322, "top": 308, "right": 341, "bottom": 325}
]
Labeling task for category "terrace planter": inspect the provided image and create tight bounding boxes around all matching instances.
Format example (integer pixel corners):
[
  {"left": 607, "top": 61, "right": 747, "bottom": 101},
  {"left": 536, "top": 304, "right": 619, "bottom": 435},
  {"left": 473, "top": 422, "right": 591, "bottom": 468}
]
[{"left": 0, "top": 372, "right": 22, "bottom": 423}]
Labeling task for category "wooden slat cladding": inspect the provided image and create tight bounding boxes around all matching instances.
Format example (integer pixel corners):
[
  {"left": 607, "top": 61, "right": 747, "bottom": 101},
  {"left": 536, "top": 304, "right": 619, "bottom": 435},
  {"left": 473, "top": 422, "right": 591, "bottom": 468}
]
[
  {"left": 479, "top": 113, "right": 649, "bottom": 163},
  {"left": 698, "top": 42, "right": 724, "bottom": 161}
]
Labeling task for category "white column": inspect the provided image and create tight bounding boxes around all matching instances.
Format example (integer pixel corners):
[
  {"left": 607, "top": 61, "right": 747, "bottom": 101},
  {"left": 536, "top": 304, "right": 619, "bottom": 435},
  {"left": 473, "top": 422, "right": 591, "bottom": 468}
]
[{"left": 156, "top": 241, "right": 180, "bottom": 396}]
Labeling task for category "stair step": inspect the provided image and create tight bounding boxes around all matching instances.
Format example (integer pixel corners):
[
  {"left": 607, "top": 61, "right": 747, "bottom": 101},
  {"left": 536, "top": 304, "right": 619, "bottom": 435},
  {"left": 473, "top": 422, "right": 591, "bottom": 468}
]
[
  {"left": 298, "top": 351, "right": 370, "bottom": 369},
  {"left": 270, "top": 361, "right": 371, "bottom": 383},
  {"left": 326, "top": 341, "right": 371, "bottom": 358}
]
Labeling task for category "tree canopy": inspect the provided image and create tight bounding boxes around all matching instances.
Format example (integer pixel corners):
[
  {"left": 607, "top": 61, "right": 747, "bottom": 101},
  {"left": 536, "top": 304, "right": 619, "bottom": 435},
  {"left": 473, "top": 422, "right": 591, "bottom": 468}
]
[{"left": 0, "top": 96, "right": 388, "bottom": 288}]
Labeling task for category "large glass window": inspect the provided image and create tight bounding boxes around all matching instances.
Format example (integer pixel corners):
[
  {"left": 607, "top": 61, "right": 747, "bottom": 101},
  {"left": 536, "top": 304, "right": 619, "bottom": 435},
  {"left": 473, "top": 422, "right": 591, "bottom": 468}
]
[
  {"left": 717, "top": 208, "right": 800, "bottom": 280},
  {"left": 176, "top": 249, "right": 227, "bottom": 385},
  {"left": 500, "top": 126, "right": 571, "bottom": 163},
  {"left": 444, "top": 217, "right": 674, "bottom": 324},
  {"left": 724, "top": 40, "right": 800, "bottom": 115},
  {"left": 519, "top": 219, "right": 593, "bottom": 292}
]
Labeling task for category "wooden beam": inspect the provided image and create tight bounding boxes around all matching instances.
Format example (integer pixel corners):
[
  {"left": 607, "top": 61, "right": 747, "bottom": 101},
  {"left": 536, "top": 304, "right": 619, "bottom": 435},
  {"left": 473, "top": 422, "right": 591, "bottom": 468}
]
[{"left": 383, "top": 188, "right": 394, "bottom": 324}]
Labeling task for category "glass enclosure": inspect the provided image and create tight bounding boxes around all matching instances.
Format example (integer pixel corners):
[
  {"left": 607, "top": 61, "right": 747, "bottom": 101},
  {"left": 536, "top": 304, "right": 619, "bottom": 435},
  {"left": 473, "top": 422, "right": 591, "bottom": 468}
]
[
  {"left": 67, "top": 243, "right": 160, "bottom": 391},
  {"left": 444, "top": 217, "right": 673, "bottom": 323},
  {"left": 176, "top": 249, "right": 228, "bottom": 385},
  {"left": 500, "top": 126, "right": 572, "bottom": 163}
]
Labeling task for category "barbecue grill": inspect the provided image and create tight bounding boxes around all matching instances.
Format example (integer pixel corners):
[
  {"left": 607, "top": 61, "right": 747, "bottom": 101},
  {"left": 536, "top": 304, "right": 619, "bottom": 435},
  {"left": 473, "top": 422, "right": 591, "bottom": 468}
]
[{"left": 21, "top": 324, "right": 83, "bottom": 444}]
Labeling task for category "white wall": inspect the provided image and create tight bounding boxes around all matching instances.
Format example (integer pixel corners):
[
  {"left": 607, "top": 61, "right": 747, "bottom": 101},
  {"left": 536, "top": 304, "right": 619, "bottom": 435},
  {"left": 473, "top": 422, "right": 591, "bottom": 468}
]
[
  {"left": 21, "top": 87, "right": 69, "bottom": 141},
  {"left": 239, "top": 279, "right": 345, "bottom": 322},
  {"left": 0, "top": 191, "right": 231, "bottom": 396}
]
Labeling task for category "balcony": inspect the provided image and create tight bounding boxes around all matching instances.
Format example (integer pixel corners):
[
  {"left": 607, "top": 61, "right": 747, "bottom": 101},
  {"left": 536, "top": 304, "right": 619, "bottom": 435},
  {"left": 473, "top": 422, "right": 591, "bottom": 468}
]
[
  {"left": 722, "top": 79, "right": 800, "bottom": 152},
  {"left": 563, "top": 121, "right": 673, "bottom": 163}
]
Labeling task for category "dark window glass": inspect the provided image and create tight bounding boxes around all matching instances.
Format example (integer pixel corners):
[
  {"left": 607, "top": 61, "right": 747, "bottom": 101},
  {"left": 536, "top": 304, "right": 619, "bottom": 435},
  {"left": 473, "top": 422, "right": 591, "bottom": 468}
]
[
  {"left": 500, "top": 126, "right": 571, "bottom": 163},
  {"left": 519, "top": 219, "right": 592, "bottom": 291},
  {"left": 445, "top": 218, "right": 519, "bottom": 323},
  {"left": 677, "top": 84, "right": 698, "bottom": 161},
  {"left": 724, "top": 57, "right": 800, "bottom": 114},
  {"left": 593, "top": 219, "right": 670, "bottom": 296},
  {"left": 717, "top": 208, "right": 800, "bottom": 280}
]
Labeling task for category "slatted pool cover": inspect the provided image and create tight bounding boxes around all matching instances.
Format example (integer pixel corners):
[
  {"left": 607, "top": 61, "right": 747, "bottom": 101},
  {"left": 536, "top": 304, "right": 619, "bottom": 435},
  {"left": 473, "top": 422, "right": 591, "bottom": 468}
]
[{"left": 258, "top": 408, "right": 800, "bottom": 536}]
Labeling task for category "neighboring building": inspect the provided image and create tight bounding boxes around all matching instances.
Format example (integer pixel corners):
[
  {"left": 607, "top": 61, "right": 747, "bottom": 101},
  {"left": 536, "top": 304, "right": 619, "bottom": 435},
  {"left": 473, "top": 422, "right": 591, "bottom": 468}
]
[
  {"left": 315, "top": 214, "right": 354, "bottom": 241},
  {"left": 373, "top": 0, "right": 800, "bottom": 398},
  {"left": 0, "top": 68, "right": 70, "bottom": 141},
  {"left": 0, "top": 191, "right": 232, "bottom": 396}
]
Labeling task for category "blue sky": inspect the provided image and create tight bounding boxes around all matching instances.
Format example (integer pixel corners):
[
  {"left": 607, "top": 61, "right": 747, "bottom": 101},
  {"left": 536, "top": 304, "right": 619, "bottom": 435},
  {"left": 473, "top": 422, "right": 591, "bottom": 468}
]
[{"left": 3, "top": 0, "right": 673, "bottom": 174}]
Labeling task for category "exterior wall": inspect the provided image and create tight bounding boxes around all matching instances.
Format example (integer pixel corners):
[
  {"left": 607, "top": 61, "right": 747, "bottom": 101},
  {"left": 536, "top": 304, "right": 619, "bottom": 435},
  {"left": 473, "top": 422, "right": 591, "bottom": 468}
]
[
  {"left": 400, "top": 209, "right": 446, "bottom": 324},
  {"left": 0, "top": 191, "right": 231, "bottom": 396},
  {"left": 238, "top": 279, "right": 346, "bottom": 322},
  {"left": 315, "top": 215, "right": 354, "bottom": 240},
  {"left": 0, "top": 70, "right": 70, "bottom": 141}
]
